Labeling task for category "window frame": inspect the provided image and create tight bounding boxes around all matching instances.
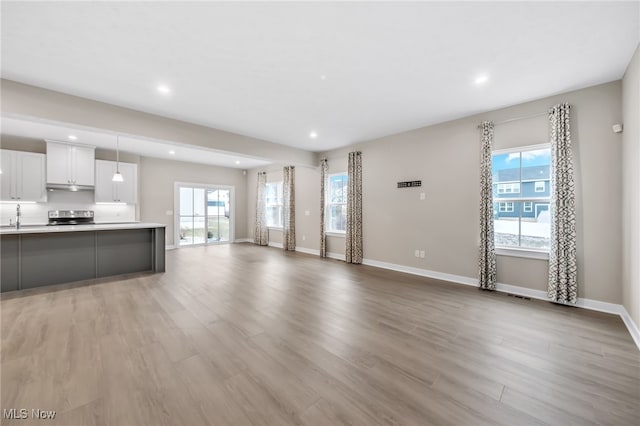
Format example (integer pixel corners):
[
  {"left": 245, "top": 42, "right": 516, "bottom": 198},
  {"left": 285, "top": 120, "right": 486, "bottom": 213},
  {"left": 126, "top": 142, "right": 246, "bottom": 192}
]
[
  {"left": 492, "top": 143, "right": 551, "bottom": 258},
  {"left": 497, "top": 182, "right": 521, "bottom": 194},
  {"left": 173, "top": 182, "right": 236, "bottom": 247},
  {"left": 325, "top": 172, "right": 348, "bottom": 235},
  {"left": 265, "top": 181, "right": 284, "bottom": 228},
  {"left": 498, "top": 202, "right": 514, "bottom": 213}
]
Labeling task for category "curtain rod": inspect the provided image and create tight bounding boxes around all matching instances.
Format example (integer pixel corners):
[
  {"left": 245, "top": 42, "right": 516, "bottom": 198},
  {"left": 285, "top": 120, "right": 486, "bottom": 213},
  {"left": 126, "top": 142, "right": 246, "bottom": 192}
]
[{"left": 477, "top": 111, "right": 547, "bottom": 128}]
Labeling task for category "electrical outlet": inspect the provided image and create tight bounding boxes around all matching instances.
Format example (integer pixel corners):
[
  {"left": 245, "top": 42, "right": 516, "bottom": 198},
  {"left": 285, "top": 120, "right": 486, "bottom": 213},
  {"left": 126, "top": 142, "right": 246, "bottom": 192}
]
[
  {"left": 414, "top": 249, "right": 420, "bottom": 258},
  {"left": 420, "top": 250, "right": 425, "bottom": 258}
]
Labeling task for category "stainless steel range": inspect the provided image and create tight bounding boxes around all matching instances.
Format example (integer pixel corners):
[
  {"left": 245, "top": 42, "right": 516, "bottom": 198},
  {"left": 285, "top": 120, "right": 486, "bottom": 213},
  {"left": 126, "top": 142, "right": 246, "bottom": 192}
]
[{"left": 48, "top": 210, "right": 95, "bottom": 226}]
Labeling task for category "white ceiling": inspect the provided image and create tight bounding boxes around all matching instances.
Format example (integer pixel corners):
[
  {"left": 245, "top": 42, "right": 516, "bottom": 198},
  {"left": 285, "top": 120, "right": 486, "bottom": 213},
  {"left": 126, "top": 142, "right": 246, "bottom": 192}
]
[
  {"left": 1, "top": 2, "right": 639, "bottom": 153},
  {"left": 1, "top": 116, "right": 270, "bottom": 169}
]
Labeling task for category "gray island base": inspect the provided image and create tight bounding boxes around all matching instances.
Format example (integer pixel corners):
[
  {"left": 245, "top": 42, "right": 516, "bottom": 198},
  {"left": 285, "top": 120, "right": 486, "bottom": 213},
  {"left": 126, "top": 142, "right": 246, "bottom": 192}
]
[{"left": 1, "top": 224, "right": 165, "bottom": 292}]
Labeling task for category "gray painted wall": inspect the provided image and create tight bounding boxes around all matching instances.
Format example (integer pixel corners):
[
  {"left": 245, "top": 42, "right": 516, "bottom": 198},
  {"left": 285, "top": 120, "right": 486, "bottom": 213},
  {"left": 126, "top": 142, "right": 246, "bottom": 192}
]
[
  {"left": 139, "top": 157, "right": 248, "bottom": 246},
  {"left": 622, "top": 44, "right": 640, "bottom": 327},
  {"left": 286, "top": 81, "right": 622, "bottom": 304},
  {"left": 246, "top": 165, "right": 321, "bottom": 250}
]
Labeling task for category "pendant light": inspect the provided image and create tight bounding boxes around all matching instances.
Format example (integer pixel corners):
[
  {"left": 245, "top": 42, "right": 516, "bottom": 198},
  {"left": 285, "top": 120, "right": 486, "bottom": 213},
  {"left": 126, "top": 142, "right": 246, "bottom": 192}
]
[{"left": 112, "top": 135, "right": 124, "bottom": 182}]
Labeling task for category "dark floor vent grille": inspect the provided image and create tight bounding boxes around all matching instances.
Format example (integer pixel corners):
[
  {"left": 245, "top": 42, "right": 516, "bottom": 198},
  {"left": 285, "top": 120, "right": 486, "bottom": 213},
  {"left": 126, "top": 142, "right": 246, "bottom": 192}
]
[{"left": 507, "top": 293, "right": 532, "bottom": 301}]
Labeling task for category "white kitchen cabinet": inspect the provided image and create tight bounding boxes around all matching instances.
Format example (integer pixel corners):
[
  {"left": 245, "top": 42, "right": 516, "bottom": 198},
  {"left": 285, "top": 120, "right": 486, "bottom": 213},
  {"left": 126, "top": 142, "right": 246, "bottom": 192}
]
[
  {"left": 94, "top": 160, "right": 137, "bottom": 204},
  {"left": 46, "top": 141, "right": 95, "bottom": 187},
  {"left": 73, "top": 145, "right": 95, "bottom": 186},
  {"left": 45, "top": 142, "right": 70, "bottom": 184},
  {"left": 0, "top": 150, "right": 47, "bottom": 202}
]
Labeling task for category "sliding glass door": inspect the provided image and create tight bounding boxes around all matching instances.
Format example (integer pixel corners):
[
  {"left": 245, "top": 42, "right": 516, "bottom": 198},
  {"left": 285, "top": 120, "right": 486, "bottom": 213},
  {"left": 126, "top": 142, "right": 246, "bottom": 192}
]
[
  {"left": 176, "top": 183, "right": 234, "bottom": 247},
  {"left": 179, "top": 187, "right": 205, "bottom": 245},
  {"left": 207, "top": 188, "right": 230, "bottom": 243}
]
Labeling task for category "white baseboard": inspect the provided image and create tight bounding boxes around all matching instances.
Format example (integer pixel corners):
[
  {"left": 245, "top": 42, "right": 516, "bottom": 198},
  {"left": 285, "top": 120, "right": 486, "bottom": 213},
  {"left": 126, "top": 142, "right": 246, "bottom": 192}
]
[
  {"left": 574, "top": 297, "right": 627, "bottom": 315},
  {"left": 295, "top": 246, "right": 320, "bottom": 256},
  {"left": 495, "top": 282, "right": 547, "bottom": 300},
  {"left": 620, "top": 307, "right": 640, "bottom": 350},
  {"left": 362, "top": 258, "right": 477, "bottom": 287},
  {"left": 496, "top": 282, "right": 630, "bottom": 317},
  {"left": 293, "top": 246, "right": 344, "bottom": 261},
  {"left": 326, "top": 252, "right": 344, "bottom": 261}
]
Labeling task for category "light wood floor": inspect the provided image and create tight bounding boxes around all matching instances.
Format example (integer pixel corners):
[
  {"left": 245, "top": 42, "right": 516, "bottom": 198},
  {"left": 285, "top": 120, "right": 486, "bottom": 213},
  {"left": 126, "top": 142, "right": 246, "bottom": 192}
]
[{"left": 1, "top": 244, "right": 639, "bottom": 426}]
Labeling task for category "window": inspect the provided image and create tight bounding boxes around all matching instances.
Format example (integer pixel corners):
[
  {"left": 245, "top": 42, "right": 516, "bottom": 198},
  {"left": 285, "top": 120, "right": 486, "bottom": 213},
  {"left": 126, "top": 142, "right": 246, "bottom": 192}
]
[
  {"left": 498, "top": 202, "right": 514, "bottom": 213},
  {"left": 492, "top": 144, "right": 551, "bottom": 251},
  {"left": 497, "top": 183, "right": 520, "bottom": 194},
  {"left": 326, "top": 174, "right": 348, "bottom": 233},
  {"left": 265, "top": 182, "right": 283, "bottom": 227}
]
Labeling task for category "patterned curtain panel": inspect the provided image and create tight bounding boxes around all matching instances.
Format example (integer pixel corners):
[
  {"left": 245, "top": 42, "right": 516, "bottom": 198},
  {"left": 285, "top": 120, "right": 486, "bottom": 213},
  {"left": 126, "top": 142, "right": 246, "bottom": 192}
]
[
  {"left": 478, "top": 121, "right": 497, "bottom": 290},
  {"left": 254, "top": 171, "right": 268, "bottom": 246},
  {"left": 283, "top": 166, "right": 296, "bottom": 251},
  {"left": 319, "top": 158, "right": 329, "bottom": 257},
  {"left": 548, "top": 103, "right": 578, "bottom": 304},
  {"left": 346, "top": 151, "right": 363, "bottom": 264}
]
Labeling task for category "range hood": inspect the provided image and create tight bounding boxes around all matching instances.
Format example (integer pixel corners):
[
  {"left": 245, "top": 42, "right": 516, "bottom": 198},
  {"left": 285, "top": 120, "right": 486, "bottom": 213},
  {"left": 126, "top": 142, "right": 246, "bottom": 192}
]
[
  {"left": 46, "top": 183, "right": 95, "bottom": 192},
  {"left": 46, "top": 140, "right": 96, "bottom": 192}
]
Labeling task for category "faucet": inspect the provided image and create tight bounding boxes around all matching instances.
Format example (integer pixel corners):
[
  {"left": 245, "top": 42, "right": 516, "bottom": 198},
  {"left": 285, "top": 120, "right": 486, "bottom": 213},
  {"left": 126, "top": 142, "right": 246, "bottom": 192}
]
[{"left": 15, "top": 204, "right": 20, "bottom": 229}]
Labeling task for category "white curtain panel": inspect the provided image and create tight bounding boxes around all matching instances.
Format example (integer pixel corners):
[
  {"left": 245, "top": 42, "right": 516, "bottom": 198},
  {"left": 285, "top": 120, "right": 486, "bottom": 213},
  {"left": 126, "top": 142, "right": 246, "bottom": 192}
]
[
  {"left": 346, "top": 151, "right": 363, "bottom": 264},
  {"left": 320, "top": 158, "right": 328, "bottom": 257},
  {"left": 283, "top": 166, "right": 296, "bottom": 251},
  {"left": 548, "top": 103, "right": 578, "bottom": 304},
  {"left": 478, "top": 121, "right": 497, "bottom": 290},
  {"left": 254, "top": 171, "right": 268, "bottom": 246}
]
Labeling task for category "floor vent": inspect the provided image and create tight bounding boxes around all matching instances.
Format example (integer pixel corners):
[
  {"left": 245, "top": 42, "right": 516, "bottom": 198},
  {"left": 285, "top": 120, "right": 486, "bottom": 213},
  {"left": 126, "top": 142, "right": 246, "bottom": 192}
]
[{"left": 507, "top": 293, "right": 532, "bottom": 301}]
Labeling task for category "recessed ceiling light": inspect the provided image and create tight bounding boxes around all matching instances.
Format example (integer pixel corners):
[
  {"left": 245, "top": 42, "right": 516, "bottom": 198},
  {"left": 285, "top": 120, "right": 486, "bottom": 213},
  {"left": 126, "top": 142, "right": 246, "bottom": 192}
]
[
  {"left": 157, "top": 85, "right": 172, "bottom": 95},
  {"left": 309, "top": 131, "right": 318, "bottom": 139},
  {"left": 474, "top": 74, "right": 489, "bottom": 85},
  {"left": 235, "top": 160, "right": 241, "bottom": 165},
  {"left": 68, "top": 135, "right": 78, "bottom": 141},
  {"left": 168, "top": 150, "right": 175, "bottom": 155}
]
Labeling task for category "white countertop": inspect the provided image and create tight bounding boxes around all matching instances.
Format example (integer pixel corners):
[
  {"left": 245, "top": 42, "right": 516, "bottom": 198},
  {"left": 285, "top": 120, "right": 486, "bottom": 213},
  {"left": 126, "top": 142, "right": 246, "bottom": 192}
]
[{"left": 0, "top": 222, "right": 166, "bottom": 235}]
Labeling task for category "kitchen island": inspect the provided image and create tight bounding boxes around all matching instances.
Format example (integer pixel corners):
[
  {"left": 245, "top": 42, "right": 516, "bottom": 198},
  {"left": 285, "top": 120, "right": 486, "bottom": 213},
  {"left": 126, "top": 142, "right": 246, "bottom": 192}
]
[{"left": 0, "top": 223, "right": 165, "bottom": 292}]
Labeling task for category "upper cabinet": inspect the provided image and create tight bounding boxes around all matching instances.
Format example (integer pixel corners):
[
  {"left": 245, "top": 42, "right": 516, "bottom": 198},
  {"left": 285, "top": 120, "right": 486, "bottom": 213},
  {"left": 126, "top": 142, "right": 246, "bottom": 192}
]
[
  {"left": 0, "top": 150, "right": 47, "bottom": 202},
  {"left": 46, "top": 141, "right": 95, "bottom": 187},
  {"left": 95, "top": 160, "right": 138, "bottom": 204}
]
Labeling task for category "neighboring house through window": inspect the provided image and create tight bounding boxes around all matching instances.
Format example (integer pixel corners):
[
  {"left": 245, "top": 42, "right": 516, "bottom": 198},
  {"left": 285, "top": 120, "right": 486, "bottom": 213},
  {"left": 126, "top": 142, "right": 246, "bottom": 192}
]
[
  {"left": 265, "top": 181, "right": 283, "bottom": 227},
  {"left": 492, "top": 144, "right": 551, "bottom": 251},
  {"left": 326, "top": 173, "right": 348, "bottom": 233}
]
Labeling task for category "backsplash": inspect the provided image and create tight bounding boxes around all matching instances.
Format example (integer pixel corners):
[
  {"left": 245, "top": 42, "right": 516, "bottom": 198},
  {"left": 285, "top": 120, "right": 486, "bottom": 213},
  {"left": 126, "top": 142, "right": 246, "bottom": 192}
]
[{"left": 0, "top": 191, "right": 136, "bottom": 225}]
